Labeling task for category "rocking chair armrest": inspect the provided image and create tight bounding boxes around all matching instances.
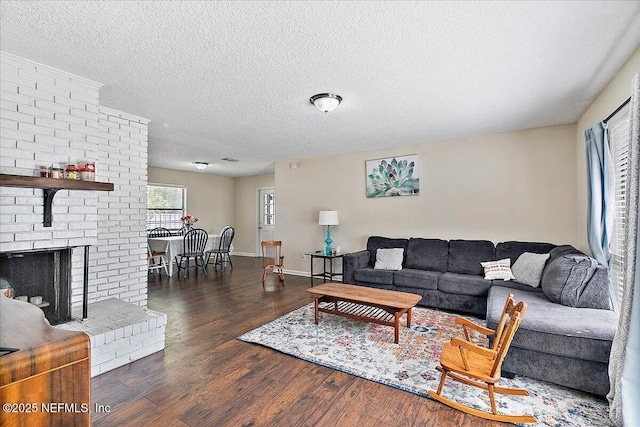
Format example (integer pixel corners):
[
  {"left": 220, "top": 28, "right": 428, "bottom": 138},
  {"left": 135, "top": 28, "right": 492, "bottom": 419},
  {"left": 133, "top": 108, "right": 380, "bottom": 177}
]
[
  {"left": 450, "top": 337, "right": 497, "bottom": 358},
  {"left": 455, "top": 317, "right": 495, "bottom": 336}
]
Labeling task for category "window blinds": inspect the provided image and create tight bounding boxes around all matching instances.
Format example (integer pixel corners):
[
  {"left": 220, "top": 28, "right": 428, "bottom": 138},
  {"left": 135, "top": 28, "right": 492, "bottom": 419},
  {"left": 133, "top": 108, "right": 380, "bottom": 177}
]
[{"left": 607, "top": 103, "right": 631, "bottom": 309}]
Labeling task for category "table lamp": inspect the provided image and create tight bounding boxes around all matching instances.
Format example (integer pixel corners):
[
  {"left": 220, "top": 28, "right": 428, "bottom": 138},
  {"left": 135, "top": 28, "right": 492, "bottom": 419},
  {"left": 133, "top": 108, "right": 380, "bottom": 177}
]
[{"left": 319, "top": 210, "right": 339, "bottom": 255}]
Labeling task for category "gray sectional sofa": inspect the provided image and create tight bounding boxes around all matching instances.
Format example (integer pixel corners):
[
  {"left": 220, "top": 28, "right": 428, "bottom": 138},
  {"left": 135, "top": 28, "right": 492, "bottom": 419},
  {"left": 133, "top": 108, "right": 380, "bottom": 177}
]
[{"left": 343, "top": 236, "right": 617, "bottom": 396}]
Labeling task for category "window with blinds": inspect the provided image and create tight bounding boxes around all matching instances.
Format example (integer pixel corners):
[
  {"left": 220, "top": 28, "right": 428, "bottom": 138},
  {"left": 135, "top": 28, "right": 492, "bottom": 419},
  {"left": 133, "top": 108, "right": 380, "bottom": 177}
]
[
  {"left": 146, "top": 184, "right": 187, "bottom": 231},
  {"left": 607, "top": 103, "right": 630, "bottom": 310}
]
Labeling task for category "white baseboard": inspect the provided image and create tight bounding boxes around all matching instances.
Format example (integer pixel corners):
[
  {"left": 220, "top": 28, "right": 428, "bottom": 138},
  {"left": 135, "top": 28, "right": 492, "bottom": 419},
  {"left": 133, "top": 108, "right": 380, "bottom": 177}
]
[
  {"left": 231, "top": 252, "right": 259, "bottom": 257},
  {"left": 283, "top": 269, "right": 310, "bottom": 277},
  {"left": 231, "top": 254, "right": 310, "bottom": 277}
]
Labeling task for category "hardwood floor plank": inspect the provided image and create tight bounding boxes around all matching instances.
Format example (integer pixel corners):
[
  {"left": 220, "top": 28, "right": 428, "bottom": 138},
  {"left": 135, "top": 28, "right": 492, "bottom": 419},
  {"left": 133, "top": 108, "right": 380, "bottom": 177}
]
[
  {"left": 311, "top": 369, "right": 354, "bottom": 401},
  {"left": 92, "top": 256, "right": 508, "bottom": 426},
  {"left": 245, "top": 362, "right": 338, "bottom": 425},
  {"left": 92, "top": 396, "right": 163, "bottom": 427}
]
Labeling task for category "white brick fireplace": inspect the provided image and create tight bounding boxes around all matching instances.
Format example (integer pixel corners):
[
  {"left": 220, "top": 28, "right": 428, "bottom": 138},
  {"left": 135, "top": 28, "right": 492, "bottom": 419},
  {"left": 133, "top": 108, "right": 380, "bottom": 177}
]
[{"left": 0, "top": 51, "right": 166, "bottom": 376}]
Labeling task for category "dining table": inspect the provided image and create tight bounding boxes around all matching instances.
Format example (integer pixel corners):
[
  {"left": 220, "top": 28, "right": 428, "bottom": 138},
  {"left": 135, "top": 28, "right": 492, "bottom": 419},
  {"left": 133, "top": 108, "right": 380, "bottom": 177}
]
[{"left": 148, "top": 234, "right": 233, "bottom": 276}]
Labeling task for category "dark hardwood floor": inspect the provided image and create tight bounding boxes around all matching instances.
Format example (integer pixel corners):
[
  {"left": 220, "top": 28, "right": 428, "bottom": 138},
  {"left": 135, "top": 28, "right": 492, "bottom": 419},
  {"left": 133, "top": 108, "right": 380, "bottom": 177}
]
[{"left": 92, "top": 257, "right": 508, "bottom": 426}]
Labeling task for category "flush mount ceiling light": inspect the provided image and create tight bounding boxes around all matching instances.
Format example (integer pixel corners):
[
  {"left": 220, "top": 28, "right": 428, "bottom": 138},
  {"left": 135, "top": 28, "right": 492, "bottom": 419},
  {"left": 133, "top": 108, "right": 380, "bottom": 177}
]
[
  {"left": 310, "top": 93, "right": 342, "bottom": 113},
  {"left": 193, "top": 162, "right": 208, "bottom": 170}
]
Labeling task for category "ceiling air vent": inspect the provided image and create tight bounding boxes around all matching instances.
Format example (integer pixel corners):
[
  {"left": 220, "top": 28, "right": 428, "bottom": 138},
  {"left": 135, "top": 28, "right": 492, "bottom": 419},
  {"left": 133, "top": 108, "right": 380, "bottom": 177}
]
[{"left": 221, "top": 158, "right": 239, "bottom": 162}]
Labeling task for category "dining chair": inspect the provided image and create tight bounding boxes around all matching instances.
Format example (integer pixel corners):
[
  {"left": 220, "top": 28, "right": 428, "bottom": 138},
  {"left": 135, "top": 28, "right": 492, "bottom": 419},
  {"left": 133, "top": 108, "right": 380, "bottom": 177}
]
[
  {"left": 148, "top": 242, "right": 168, "bottom": 275},
  {"left": 261, "top": 240, "right": 284, "bottom": 287},
  {"left": 148, "top": 227, "right": 172, "bottom": 238},
  {"left": 206, "top": 226, "right": 235, "bottom": 271},
  {"left": 428, "top": 300, "right": 535, "bottom": 423},
  {"left": 175, "top": 229, "right": 208, "bottom": 277}
]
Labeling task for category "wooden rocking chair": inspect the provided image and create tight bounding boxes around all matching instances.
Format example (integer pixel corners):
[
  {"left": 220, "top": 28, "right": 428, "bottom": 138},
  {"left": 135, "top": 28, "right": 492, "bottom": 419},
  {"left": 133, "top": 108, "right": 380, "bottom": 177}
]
[
  {"left": 261, "top": 240, "right": 284, "bottom": 287},
  {"left": 427, "top": 300, "right": 536, "bottom": 423},
  {"left": 456, "top": 292, "right": 515, "bottom": 350}
]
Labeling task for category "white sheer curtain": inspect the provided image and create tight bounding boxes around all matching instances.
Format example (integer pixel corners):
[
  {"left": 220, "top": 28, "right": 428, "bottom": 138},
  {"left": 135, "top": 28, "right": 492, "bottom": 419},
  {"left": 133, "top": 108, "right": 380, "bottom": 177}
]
[{"left": 608, "top": 72, "right": 640, "bottom": 427}]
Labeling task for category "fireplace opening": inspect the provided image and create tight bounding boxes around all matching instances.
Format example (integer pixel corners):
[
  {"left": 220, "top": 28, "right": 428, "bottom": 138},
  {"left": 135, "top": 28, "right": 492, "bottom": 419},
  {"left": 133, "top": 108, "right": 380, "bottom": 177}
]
[{"left": 0, "top": 248, "right": 72, "bottom": 325}]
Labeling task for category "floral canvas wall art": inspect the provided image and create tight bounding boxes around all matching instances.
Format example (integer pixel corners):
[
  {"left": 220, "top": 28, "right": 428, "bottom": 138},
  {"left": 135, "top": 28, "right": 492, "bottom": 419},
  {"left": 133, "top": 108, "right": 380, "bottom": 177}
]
[{"left": 366, "top": 155, "right": 419, "bottom": 198}]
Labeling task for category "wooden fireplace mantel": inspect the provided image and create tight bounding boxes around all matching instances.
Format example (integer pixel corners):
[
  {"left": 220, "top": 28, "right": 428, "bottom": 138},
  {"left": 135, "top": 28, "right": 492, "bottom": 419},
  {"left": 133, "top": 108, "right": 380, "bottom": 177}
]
[
  {"left": 0, "top": 174, "right": 114, "bottom": 227},
  {"left": 0, "top": 294, "right": 91, "bottom": 426},
  {"left": 0, "top": 174, "right": 114, "bottom": 191}
]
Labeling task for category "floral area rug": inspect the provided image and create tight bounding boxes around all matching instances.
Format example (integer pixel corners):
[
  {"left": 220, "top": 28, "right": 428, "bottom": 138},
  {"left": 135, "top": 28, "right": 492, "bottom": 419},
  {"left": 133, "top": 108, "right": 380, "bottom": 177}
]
[{"left": 237, "top": 303, "right": 610, "bottom": 426}]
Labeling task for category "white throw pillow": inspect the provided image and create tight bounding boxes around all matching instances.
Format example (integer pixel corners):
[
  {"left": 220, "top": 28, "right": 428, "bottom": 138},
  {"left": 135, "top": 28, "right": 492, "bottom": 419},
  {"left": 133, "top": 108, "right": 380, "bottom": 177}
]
[
  {"left": 480, "top": 258, "right": 515, "bottom": 281},
  {"left": 512, "top": 252, "right": 550, "bottom": 287},
  {"left": 374, "top": 248, "right": 404, "bottom": 271}
]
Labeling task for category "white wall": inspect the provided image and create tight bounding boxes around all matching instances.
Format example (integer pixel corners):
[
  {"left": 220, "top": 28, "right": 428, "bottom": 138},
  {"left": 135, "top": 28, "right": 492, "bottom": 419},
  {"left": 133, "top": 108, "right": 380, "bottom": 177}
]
[
  {"left": 0, "top": 51, "right": 149, "bottom": 307},
  {"left": 276, "top": 124, "right": 578, "bottom": 274}
]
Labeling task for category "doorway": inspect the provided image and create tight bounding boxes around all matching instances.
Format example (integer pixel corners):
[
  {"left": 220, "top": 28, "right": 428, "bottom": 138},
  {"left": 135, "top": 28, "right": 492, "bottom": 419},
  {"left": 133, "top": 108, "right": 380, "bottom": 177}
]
[{"left": 257, "top": 187, "right": 276, "bottom": 254}]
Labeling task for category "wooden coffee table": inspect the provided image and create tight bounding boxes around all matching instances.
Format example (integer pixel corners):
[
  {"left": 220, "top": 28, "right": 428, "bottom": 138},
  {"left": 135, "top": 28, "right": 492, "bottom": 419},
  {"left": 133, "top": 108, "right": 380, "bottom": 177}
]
[{"left": 307, "top": 283, "right": 422, "bottom": 344}]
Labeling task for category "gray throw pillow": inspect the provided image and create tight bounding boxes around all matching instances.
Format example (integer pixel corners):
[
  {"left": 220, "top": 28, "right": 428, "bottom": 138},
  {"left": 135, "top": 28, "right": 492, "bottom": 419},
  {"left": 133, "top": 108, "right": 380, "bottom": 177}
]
[
  {"left": 511, "top": 252, "right": 550, "bottom": 287},
  {"left": 374, "top": 248, "right": 404, "bottom": 271}
]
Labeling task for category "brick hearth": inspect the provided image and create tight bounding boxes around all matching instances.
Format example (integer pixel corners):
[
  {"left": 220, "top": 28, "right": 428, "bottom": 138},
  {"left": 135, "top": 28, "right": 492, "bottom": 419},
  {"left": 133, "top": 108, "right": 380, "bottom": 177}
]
[{"left": 56, "top": 298, "right": 167, "bottom": 377}]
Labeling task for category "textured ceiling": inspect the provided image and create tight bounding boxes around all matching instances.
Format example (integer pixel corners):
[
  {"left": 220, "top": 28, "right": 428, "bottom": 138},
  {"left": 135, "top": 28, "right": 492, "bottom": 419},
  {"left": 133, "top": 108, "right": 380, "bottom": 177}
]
[{"left": 1, "top": 1, "right": 639, "bottom": 177}]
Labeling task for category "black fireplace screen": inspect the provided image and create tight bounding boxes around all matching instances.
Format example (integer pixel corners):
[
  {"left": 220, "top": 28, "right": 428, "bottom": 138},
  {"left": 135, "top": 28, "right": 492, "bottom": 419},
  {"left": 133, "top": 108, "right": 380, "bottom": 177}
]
[{"left": 0, "top": 248, "right": 72, "bottom": 325}]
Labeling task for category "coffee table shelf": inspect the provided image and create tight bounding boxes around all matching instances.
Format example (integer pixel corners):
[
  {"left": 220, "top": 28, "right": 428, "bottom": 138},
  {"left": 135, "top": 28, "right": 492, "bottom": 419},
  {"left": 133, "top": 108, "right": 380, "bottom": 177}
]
[
  {"left": 308, "top": 283, "right": 422, "bottom": 344},
  {"left": 317, "top": 300, "right": 395, "bottom": 325}
]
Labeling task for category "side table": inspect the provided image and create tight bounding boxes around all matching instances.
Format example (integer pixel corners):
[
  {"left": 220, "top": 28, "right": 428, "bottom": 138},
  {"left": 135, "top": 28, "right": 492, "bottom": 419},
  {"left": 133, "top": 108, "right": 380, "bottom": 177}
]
[{"left": 307, "top": 251, "right": 345, "bottom": 285}]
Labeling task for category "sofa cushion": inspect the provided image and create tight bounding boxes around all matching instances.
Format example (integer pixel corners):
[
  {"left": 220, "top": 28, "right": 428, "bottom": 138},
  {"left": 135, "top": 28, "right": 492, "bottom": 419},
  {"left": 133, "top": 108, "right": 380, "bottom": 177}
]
[
  {"left": 495, "top": 241, "right": 556, "bottom": 264},
  {"left": 393, "top": 269, "right": 440, "bottom": 290},
  {"left": 488, "top": 286, "right": 617, "bottom": 363},
  {"left": 367, "top": 236, "right": 408, "bottom": 267},
  {"left": 353, "top": 268, "right": 394, "bottom": 286},
  {"left": 405, "top": 238, "right": 448, "bottom": 272},
  {"left": 374, "top": 248, "right": 404, "bottom": 270},
  {"left": 438, "top": 272, "right": 492, "bottom": 296},
  {"left": 541, "top": 254, "right": 612, "bottom": 310},
  {"left": 511, "top": 252, "right": 550, "bottom": 287},
  {"left": 447, "top": 240, "right": 495, "bottom": 275}
]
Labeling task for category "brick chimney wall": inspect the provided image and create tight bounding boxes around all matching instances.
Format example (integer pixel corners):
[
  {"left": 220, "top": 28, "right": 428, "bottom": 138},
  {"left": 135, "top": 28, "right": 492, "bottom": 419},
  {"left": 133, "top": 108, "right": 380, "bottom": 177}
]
[{"left": 0, "top": 51, "right": 149, "bottom": 308}]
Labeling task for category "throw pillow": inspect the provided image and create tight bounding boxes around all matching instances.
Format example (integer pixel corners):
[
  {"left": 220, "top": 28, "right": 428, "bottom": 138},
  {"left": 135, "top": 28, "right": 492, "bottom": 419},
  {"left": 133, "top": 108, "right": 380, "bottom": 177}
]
[
  {"left": 374, "top": 248, "right": 404, "bottom": 271},
  {"left": 542, "top": 254, "right": 612, "bottom": 310},
  {"left": 480, "top": 258, "right": 515, "bottom": 281},
  {"left": 511, "top": 252, "right": 550, "bottom": 287}
]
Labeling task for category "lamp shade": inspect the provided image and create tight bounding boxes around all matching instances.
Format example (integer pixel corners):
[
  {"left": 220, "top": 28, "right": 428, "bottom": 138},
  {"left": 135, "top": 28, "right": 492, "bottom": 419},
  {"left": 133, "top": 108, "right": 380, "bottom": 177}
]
[{"left": 319, "top": 210, "right": 339, "bottom": 226}]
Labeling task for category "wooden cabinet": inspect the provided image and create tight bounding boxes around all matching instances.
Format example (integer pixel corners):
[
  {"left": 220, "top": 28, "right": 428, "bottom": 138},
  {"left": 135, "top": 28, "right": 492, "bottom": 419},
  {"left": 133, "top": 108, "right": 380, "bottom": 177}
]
[{"left": 0, "top": 295, "right": 91, "bottom": 426}]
